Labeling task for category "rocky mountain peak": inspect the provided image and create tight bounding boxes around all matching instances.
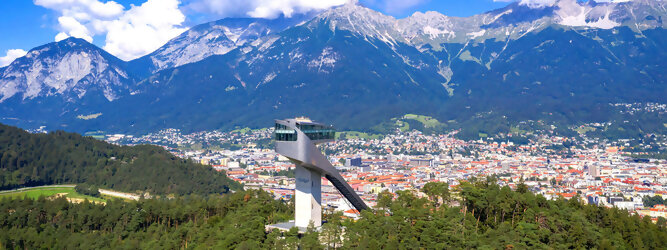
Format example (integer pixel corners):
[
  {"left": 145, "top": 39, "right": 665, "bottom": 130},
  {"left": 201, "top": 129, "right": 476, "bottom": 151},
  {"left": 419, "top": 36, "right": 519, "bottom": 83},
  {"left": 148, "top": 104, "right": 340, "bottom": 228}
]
[
  {"left": 0, "top": 37, "right": 132, "bottom": 103},
  {"left": 311, "top": 3, "right": 405, "bottom": 44},
  {"left": 131, "top": 15, "right": 311, "bottom": 75}
]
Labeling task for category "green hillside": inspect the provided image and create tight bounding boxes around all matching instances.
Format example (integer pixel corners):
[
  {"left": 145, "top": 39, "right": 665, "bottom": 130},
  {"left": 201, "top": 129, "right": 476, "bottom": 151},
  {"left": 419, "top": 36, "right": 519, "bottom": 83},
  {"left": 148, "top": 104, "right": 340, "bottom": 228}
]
[
  {"left": 0, "top": 186, "right": 106, "bottom": 203},
  {"left": 0, "top": 123, "right": 241, "bottom": 195}
]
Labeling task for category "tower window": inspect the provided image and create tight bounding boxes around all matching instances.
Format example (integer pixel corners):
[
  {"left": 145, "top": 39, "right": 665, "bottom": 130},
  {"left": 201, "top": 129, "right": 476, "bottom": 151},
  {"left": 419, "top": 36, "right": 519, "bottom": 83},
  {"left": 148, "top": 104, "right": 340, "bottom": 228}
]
[{"left": 275, "top": 123, "right": 297, "bottom": 141}]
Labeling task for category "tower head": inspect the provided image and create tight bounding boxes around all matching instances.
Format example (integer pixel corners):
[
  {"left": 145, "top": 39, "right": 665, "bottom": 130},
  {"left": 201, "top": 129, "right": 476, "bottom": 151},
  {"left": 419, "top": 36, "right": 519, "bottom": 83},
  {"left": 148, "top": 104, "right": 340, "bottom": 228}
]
[{"left": 274, "top": 117, "right": 336, "bottom": 145}]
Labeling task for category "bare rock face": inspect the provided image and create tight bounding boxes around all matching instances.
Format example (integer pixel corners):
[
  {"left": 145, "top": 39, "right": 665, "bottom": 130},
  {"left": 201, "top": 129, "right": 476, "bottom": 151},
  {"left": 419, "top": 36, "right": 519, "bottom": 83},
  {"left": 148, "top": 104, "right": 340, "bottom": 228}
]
[{"left": 0, "top": 37, "right": 133, "bottom": 103}]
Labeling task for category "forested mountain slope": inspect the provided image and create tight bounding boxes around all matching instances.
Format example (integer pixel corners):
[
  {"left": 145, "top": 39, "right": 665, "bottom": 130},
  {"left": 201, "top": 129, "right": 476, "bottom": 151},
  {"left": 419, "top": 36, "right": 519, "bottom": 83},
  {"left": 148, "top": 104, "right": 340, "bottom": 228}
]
[{"left": 0, "top": 123, "right": 241, "bottom": 195}]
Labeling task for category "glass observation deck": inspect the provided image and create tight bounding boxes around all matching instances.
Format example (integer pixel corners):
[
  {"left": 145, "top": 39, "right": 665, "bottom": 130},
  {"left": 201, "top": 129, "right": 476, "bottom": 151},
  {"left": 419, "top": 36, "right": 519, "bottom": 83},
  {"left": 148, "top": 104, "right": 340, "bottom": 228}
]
[
  {"left": 274, "top": 122, "right": 336, "bottom": 141},
  {"left": 297, "top": 124, "right": 335, "bottom": 141}
]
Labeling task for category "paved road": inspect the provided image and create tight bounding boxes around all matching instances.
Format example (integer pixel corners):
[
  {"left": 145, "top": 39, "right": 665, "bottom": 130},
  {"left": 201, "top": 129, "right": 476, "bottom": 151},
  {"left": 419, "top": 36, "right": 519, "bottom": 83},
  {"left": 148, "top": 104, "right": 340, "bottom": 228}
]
[{"left": 99, "top": 189, "right": 144, "bottom": 200}]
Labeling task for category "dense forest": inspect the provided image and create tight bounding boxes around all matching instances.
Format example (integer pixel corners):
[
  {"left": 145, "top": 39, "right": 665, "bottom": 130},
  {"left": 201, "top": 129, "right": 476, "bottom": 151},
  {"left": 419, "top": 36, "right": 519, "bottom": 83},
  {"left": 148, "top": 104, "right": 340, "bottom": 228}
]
[
  {"left": 0, "top": 123, "right": 242, "bottom": 195},
  {"left": 0, "top": 190, "right": 291, "bottom": 249},
  {"left": 347, "top": 180, "right": 667, "bottom": 249},
  {"left": 1, "top": 179, "right": 665, "bottom": 249}
]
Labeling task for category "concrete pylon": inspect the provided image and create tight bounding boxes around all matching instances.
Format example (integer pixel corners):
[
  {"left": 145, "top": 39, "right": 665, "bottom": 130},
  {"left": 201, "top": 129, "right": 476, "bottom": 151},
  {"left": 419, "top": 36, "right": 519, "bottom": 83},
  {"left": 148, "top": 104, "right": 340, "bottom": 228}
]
[{"left": 294, "top": 164, "right": 322, "bottom": 228}]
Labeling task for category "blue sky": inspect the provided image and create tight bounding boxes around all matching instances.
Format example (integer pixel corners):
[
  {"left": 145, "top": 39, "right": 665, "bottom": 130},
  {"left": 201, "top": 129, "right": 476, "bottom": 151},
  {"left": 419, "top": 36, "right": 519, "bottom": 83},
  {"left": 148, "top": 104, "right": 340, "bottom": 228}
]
[{"left": 0, "top": 0, "right": 512, "bottom": 66}]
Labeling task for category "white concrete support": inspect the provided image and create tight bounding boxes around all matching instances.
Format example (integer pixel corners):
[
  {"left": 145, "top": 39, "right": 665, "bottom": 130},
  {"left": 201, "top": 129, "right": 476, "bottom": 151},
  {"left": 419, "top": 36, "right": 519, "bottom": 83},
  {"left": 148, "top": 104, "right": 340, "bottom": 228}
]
[{"left": 294, "top": 164, "right": 322, "bottom": 228}]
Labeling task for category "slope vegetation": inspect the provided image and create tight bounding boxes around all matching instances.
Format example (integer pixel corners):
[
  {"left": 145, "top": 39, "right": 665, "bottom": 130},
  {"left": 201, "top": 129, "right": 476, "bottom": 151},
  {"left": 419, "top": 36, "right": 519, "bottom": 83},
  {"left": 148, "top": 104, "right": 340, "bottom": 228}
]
[
  {"left": 0, "top": 123, "right": 241, "bottom": 195},
  {"left": 0, "top": 181, "right": 665, "bottom": 249}
]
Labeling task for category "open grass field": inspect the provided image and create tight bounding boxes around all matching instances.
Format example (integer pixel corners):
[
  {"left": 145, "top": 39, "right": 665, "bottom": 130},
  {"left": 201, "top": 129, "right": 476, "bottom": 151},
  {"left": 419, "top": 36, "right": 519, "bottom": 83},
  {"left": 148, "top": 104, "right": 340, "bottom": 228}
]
[
  {"left": 336, "top": 131, "right": 383, "bottom": 140},
  {"left": 403, "top": 114, "right": 444, "bottom": 128},
  {"left": 574, "top": 126, "right": 597, "bottom": 134},
  {"left": 510, "top": 126, "right": 528, "bottom": 135},
  {"left": 0, "top": 186, "right": 107, "bottom": 203},
  {"left": 231, "top": 127, "right": 252, "bottom": 134},
  {"left": 395, "top": 120, "right": 410, "bottom": 132}
]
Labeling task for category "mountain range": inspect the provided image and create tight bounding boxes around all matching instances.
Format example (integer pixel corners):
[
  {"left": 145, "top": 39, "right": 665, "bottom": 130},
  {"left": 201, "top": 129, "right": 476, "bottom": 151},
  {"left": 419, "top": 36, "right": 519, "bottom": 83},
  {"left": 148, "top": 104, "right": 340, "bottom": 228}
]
[{"left": 0, "top": 0, "right": 665, "bottom": 135}]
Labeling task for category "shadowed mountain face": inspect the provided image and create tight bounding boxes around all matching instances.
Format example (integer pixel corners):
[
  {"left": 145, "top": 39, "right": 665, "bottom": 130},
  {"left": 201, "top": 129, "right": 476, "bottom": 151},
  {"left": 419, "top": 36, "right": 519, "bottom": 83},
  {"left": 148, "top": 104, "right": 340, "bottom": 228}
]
[{"left": 0, "top": 1, "right": 665, "bottom": 134}]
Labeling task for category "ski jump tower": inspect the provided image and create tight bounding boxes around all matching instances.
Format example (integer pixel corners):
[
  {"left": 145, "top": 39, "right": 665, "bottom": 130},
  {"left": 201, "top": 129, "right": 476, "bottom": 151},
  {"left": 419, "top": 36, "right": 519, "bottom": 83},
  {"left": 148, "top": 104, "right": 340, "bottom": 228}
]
[{"left": 274, "top": 117, "right": 368, "bottom": 228}]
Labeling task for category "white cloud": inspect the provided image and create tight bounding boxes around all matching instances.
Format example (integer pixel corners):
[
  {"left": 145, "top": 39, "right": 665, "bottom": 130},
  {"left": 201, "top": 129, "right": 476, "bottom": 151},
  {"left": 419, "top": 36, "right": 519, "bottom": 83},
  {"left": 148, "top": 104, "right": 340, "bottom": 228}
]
[
  {"left": 100, "top": 0, "right": 188, "bottom": 60},
  {"left": 35, "top": 0, "right": 188, "bottom": 60},
  {"left": 34, "top": 0, "right": 123, "bottom": 40},
  {"left": 0, "top": 49, "right": 28, "bottom": 67},
  {"left": 56, "top": 16, "right": 93, "bottom": 42},
  {"left": 185, "top": 0, "right": 352, "bottom": 19},
  {"left": 34, "top": 0, "right": 124, "bottom": 19}
]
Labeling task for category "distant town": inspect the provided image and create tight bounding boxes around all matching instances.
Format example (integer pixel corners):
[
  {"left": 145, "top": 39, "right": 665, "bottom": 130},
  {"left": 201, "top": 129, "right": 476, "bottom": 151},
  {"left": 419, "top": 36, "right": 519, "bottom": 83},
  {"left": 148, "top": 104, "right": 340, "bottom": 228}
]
[{"left": 94, "top": 113, "right": 667, "bottom": 223}]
